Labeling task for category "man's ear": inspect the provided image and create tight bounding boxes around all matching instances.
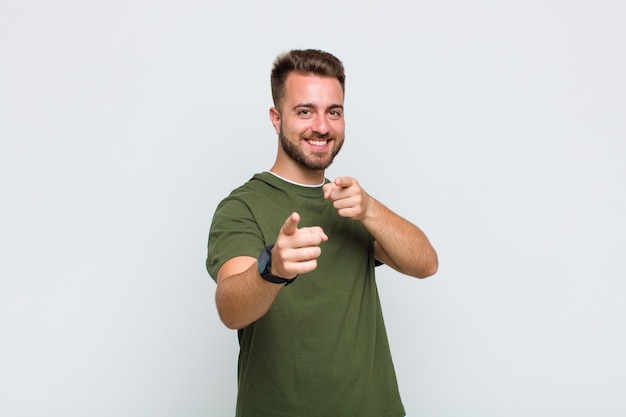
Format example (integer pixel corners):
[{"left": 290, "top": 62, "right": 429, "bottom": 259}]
[{"left": 269, "top": 107, "right": 281, "bottom": 135}]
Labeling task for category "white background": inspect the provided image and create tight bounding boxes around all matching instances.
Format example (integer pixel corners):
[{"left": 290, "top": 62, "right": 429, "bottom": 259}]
[{"left": 1, "top": 1, "right": 625, "bottom": 416}]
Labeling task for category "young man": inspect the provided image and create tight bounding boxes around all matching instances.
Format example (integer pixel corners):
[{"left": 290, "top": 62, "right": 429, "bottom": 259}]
[{"left": 207, "top": 49, "right": 438, "bottom": 417}]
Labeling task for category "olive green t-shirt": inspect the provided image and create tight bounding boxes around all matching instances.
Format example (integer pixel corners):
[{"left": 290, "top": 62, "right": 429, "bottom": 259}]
[{"left": 207, "top": 172, "right": 405, "bottom": 417}]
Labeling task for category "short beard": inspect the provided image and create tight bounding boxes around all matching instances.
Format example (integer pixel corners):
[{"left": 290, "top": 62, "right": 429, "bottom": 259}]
[{"left": 279, "top": 129, "right": 343, "bottom": 171}]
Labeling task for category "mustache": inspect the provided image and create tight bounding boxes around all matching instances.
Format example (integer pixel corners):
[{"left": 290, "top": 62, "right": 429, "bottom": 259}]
[{"left": 306, "top": 133, "right": 332, "bottom": 140}]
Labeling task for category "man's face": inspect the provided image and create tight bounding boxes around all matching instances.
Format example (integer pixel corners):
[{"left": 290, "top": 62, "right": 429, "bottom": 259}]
[{"left": 271, "top": 73, "right": 345, "bottom": 171}]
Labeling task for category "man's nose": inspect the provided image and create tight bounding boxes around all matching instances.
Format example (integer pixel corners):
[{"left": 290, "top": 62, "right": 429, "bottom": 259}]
[{"left": 311, "top": 114, "right": 330, "bottom": 135}]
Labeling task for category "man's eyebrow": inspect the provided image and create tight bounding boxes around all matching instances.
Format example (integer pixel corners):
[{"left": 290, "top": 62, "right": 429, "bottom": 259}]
[
  {"left": 292, "top": 103, "right": 344, "bottom": 110},
  {"left": 293, "top": 103, "right": 316, "bottom": 110}
]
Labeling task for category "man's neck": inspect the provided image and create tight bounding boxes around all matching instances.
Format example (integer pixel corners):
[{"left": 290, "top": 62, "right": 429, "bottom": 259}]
[{"left": 269, "top": 162, "right": 325, "bottom": 186}]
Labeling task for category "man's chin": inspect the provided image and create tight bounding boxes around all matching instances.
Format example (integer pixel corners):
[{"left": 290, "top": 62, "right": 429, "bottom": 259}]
[
  {"left": 306, "top": 160, "right": 335, "bottom": 171},
  {"left": 280, "top": 134, "right": 341, "bottom": 171}
]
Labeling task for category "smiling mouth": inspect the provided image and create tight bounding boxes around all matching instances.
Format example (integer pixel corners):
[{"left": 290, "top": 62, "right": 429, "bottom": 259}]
[{"left": 305, "top": 139, "right": 329, "bottom": 147}]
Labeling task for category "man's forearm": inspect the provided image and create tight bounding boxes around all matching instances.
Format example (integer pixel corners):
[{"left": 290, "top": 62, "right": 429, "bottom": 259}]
[
  {"left": 215, "top": 261, "right": 283, "bottom": 330},
  {"left": 363, "top": 198, "right": 438, "bottom": 278}
]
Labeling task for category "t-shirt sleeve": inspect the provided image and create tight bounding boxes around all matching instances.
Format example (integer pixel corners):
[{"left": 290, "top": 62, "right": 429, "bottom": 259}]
[{"left": 206, "top": 197, "right": 265, "bottom": 282}]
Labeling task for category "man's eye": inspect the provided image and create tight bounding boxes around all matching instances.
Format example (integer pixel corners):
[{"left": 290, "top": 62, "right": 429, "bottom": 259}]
[{"left": 328, "top": 110, "right": 342, "bottom": 119}]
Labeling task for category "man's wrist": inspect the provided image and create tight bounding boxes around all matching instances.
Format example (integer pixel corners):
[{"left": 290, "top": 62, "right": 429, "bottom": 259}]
[{"left": 257, "top": 244, "right": 298, "bottom": 286}]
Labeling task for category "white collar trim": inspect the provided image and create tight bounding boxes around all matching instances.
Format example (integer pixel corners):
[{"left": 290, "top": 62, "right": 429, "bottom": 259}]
[{"left": 266, "top": 171, "right": 325, "bottom": 188}]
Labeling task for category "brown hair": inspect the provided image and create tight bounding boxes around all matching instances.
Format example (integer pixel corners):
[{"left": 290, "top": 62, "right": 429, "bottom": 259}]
[{"left": 270, "top": 49, "right": 345, "bottom": 110}]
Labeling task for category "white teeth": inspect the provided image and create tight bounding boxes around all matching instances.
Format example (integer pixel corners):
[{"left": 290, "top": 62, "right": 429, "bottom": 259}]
[{"left": 307, "top": 140, "right": 327, "bottom": 146}]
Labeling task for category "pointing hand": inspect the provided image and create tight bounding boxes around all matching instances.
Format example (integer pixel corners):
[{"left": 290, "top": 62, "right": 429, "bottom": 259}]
[
  {"left": 271, "top": 212, "right": 328, "bottom": 279},
  {"left": 323, "top": 176, "right": 373, "bottom": 221}
]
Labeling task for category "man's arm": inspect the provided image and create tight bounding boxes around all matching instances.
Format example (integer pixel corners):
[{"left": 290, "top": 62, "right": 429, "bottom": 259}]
[
  {"left": 215, "top": 256, "right": 281, "bottom": 330},
  {"left": 323, "top": 177, "right": 438, "bottom": 278},
  {"left": 215, "top": 212, "right": 328, "bottom": 329}
]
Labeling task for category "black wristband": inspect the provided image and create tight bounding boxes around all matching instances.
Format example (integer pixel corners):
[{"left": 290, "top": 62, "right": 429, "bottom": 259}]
[{"left": 257, "top": 244, "right": 298, "bottom": 286}]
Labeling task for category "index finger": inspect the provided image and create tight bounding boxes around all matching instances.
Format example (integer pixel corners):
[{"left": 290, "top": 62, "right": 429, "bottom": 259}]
[
  {"left": 280, "top": 212, "right": 300, "bottom": 236},
  {"left": 333, "top": 176, "right": 354, "bottom": 188}
]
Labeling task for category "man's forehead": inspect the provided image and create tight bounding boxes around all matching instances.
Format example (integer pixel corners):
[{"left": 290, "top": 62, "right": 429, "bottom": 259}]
[{"left": 284, "top": 73, "right": 344, "bottom": 100}]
